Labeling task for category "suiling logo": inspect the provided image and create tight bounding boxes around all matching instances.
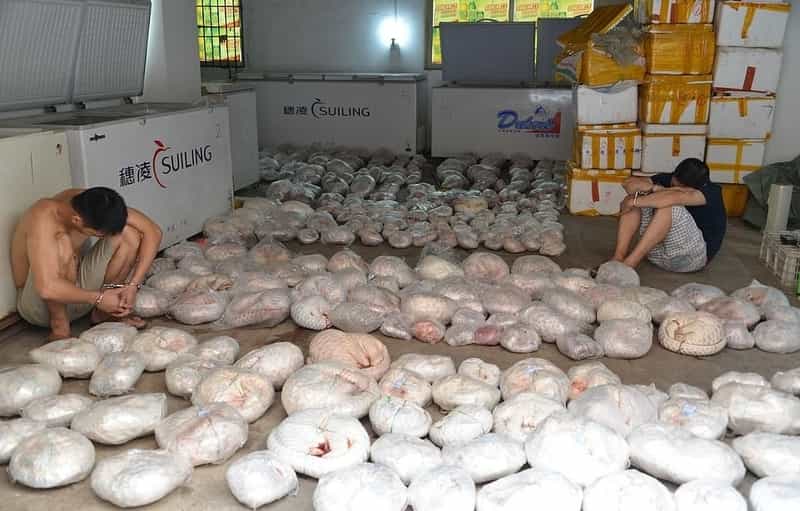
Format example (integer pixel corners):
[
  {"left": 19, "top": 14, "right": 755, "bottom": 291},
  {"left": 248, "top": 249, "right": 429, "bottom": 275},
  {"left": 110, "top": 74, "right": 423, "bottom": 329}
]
[
  {"left": 118, "top": 139, "right": 214, "bottom": 190},
  {"left": 311, "top": 98, "right": 371, "bottom": 119},
  {"left": 152, "top": 140, "right": 170, "bottom": 188}
]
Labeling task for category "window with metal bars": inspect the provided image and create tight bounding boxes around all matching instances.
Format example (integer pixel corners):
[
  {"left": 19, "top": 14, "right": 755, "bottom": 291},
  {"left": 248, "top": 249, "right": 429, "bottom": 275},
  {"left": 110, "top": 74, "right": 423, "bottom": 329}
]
[{"left": 196, "top": 0, "right": 243, "bottom": 67}]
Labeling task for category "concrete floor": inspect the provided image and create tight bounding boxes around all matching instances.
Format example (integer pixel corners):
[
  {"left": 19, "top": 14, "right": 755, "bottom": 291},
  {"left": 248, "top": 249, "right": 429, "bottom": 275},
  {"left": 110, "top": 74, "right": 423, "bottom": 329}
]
[{"left": 1, "top": 215, "right": 798, "bottom": 510}]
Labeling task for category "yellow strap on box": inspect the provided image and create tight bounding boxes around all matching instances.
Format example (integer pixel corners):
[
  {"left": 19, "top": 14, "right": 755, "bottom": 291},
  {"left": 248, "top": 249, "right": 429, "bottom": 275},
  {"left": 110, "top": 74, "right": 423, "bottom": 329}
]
[
  {"left": 707, "top": 138, "right": 762, "bottom": 183},
  {"left": 738, "top": 98, "right": 748, "bottom": 117},
  {"left": 726, "top": 2, "right": 791, "bottom": 40},
  {"left": 591, "top": 136, "right": 601, "bottom": 169},
  {"left": 672, "top": 136, "right": 681, "bottom": 157},
  {"left": 624, "top": 135, "right": 635, "bottom": 169}
]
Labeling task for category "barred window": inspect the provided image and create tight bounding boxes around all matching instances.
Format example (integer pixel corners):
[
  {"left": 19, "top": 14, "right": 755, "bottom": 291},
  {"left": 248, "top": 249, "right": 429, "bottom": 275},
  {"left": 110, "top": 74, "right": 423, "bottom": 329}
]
[{"left": 197, "top": 0, "right": 243, "bottom": 67}]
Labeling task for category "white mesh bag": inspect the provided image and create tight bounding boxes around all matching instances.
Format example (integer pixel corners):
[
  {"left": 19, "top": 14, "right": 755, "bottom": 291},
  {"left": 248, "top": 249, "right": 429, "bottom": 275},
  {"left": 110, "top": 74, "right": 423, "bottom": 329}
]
[
  {"left": 226, "top": 450, "right": 298, "bottom": 509},
  {"left": 500, "top": 358, "right": 569, "bottom": 403},
  {"left": 432, "top": 374, "right": 501, "bottom": 411},
  {"left": 370, "top": 433, "right": 442, "bottom": 484},
  {"left": 192, "top": 367, "right": 275, "bottom": 423},
  {"left": 525, "top": 411, "right": 629, "bottom": 487},
  {"left": 476, "top": 469, "right": 583, "bottom": 511},
  {"left": 408, "top": 465, "right": 475, "bottom": 511},
  {"left": 378, "top": 367, "right": 432, "bottom": 407},
  {"left": 732, "top": 432, "right": 800, "bottom": 477},
  {"left": 234, "top": 342, "right": 304, "bottom": 389},
  {"left": 568, "top": 384, "right": 658, "bottom": 437},
  {"left": 429, "top": 405, "right": 494, "bottom": 447},
  {"left": 20, "top": 393, "right": 93, "bottom": 427},
  {"left": 658, "top": 398, "right": 728, "bottom": 440},
  {"left": 90, "top": 449, "right": 192, "bottom": 508},
  {"left": 369, "top": 396, "right": 432, "bottom": 437},
  {"left": 267, "top": 409, "right": 370, "bottom": 479},
  {"left": 390, "top": 353, "right": 456, "bottom": 383},
  {"left": 673, "top": 480, "right": 746, "bottom": 511},
  {"left": 70, "top": 393, "right": 167, "bottom": 445},
  {"left": 28, "top": 338, "right": 100, "bottom": 378},
  {"left": 749, "top": 475, "right": 800, "bottom": 511},
  {"left": 441, "top": 433, "right": 526, "bottom": 483},
  {"left": 312, "top": 462, "right": 408, "bottom": 511},
  {"left": 492, "top": 392, "right": 566, "bottom": 442},
  {"left": 155, "top": 403, "right": 248, "bottom": 466},
  {"left": 8, "top": 427, "right": 95, "bottom": 489},
  {"left": 582, "top": 469, "right": 675, "bottom": 511},
  {"left": 280, "top": 361, "right": 379, "bottom": 418}
]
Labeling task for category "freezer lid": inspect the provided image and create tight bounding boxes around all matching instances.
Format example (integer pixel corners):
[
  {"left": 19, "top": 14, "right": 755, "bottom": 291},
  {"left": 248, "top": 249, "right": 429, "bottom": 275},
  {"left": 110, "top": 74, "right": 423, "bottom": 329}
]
[
  {"left": 0, "top": 0, "right": 151, "bottom": 112},
  {"left": 253, "top": 72, "right": 427, "bottom": 83}
]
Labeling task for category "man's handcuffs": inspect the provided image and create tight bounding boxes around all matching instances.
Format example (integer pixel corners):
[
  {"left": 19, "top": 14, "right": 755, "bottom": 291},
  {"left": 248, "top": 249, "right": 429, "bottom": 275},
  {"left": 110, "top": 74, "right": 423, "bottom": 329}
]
[
  {"left": 95, "top": 282, "right": 142, "bottom": 306},
  {"left": 633, "top": 190, "right": 651, "bottom": 207}
]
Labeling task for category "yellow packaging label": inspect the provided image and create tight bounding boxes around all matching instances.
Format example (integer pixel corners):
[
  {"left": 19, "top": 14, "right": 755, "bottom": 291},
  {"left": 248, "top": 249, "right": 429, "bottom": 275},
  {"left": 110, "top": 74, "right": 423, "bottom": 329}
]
[
  {"left": 645, "top": 24, "right": 716, "bottom": 75},
  {"left": 722, "top": 1, "right": 792, "bottom": 39},
  {"left": 640, "top": 74, "right": 712, "bottom": 124},
  {"left": 575, "top": 126, "right": 641, "bottom": 170},
  {"left": 580, "top": 41, "right": 646, "bottom": 87},
  {"left": 642, "top": 0, "right": 714, "bottom": 24}
]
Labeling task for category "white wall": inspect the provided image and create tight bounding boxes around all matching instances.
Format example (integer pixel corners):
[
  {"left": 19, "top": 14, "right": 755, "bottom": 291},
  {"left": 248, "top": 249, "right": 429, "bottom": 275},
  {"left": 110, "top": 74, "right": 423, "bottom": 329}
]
[
  {"left": 241, "top": 0, "right": 426, "bottom": 73},
  {"left": 143, "top": 0, "right": 202, "bottom": 102},
  {"left": 766, "top": 4, "right": 800, "bottom": 164}
]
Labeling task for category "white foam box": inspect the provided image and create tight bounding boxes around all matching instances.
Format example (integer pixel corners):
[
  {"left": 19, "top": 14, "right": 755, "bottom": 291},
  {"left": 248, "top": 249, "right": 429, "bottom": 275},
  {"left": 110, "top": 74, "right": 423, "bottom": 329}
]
[
  {"left": 713, "top": 47, "right": 783, "bottom": 94},
  {"left": 708, "top": 92, "right": 775, "bottom": 139},
  {"left": 715, "top": 1, "right": 790, "bottom": 48},
  {"left": 568, "top": 168, "right": 632, "bottom": 216},
  {"left": 706, "top": 138, "right": 766, "bottom": 184},
  {"left": 576, "top": 82, "right": 638, "bottom": 125},
  {"left": 640, "top": 123, "right": 708, "bottom": 174},
  {"left": 639, "top": 0, "right": 716, "bottom": 24},
  {"left": 576, "top": 124, "right": 642, "bottom": 170}
]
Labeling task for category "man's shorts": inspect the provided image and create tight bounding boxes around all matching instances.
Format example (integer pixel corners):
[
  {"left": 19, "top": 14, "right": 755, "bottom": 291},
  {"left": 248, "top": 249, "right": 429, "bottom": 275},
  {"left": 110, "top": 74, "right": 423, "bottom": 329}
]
[
  {"left": 640, "top": 206, "right": 708, "bottom": 273},
  {"left": 17, "top": 238, "right": 116, "bottom": 327}
]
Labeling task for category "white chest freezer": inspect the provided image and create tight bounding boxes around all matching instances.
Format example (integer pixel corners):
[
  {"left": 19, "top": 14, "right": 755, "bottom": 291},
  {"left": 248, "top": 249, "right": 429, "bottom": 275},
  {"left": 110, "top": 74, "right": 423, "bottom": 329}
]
[{"left": 0, "top": 128, "right": 72, "bottom": 319}]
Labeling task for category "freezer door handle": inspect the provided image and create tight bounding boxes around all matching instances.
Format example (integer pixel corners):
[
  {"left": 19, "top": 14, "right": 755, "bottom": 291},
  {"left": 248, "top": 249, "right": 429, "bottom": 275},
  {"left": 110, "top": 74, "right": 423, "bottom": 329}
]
[{"left": 89, "top": 133, "right": 106, "bottom": 142}]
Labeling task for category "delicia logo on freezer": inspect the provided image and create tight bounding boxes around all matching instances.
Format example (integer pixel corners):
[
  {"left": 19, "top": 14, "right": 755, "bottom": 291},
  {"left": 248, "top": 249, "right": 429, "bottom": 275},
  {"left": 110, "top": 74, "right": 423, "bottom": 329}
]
[{"left": 497, "top": 104, "right": 562, "bottom": 136}]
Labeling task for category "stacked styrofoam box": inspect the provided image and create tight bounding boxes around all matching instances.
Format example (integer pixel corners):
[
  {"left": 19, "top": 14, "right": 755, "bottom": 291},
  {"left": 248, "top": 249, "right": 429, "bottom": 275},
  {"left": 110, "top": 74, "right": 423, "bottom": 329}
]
[
  {"left": 638, "top": 1, "right": 717, "bottom": 175},
  {"left": 707, "top": 1, "right": 790, "bottom": 184},
  {"left": 570, "top": 83, "right": 639, "bottom": 215}
]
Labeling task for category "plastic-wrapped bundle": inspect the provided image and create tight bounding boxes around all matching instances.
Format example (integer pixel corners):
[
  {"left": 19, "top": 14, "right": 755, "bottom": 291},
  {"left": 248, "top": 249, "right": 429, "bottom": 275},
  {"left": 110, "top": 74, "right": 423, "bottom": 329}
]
[
  {"left": 519, "top": 303, "right": 581, "bottom": 343},
  {"left": 391, "top": 353, "right": 455, "bottom": 382},
  {"left": 672, "top": 283, "right": 726, "bottom": 308},
  {"left": 411, "top": 318, "right": 445, "bottom": 343},
  {"left": 0, "top": 364, "right": 62, "bottom": 416},
  {"left": 215, "top": 289, "right": 291, "bottom": 329},
  {"left": 462, "top": 252, "right": 510, "bottom": 284},
  {"left": 458, "top": 358, "right": 500, "bottom": 387},
  {"left": 90, "top": 449, "right": 192, "bottom": 508},
  {"left": 378, "top": 367, "right": 432, "bottom": 407},
  {"left": 595, "top": 319, "right": 653, "bottom": 359},
  {"left": 540, "top": 229, "right": 566, "bottom": 256},
  {"left": 89, "top": 352, "right": 145, "bottom": 397},
  {"left": 501, "top": 273, "right": 556, "bottom": 300},
  {"left": 155, "top": 403, "right": 248, "bottom": 466},
  {"left": 731, "top": 279, "right": 790, "bottom": 309},
  {"left": 165, "top": 242, "right": 204, "bottom": 261},
  {"left": 8, "top": 428, "right": 95, "bottom": 489},
  {"left": 597, "top": 299, "right": 652, "bottom": 323},
  {"left": 712, "top": 383, "right": 800, "bottom": 435},
  {"left": 328, "top": 301, "right": 384, "bottom": 333},
  {"left": 234, "top": 342, "right": 303, "bottom": 389},
  {"left": 492, "top": 392, "right": 566, "bottom": 442},
  {"left": 2, "top": 418, "right": 47, "bottom": 467},
  {"left": 290, "top": 295, "right": 332, "bottom": 330},
  {"left": 621, "top": 286, "right": 670, "bottom": 306},
  {"left": 499, "top": 324, "right": 542, "bottom": 353},
  {"left": 80, "top": 322, "right": 138, "bottom": 356},
  {"left": 669, "top": 383, "right": 708, "bottom": 400},
  {"left": 772, "top": 368, "right": 800, "bottom": 395},
  {"left": 712, "top": 371, "right": 769, "bottom": 392},
  {"left": 20, "top": 393, "right": 92, "bottom": 427},
  {"left": 442, "top": 433, "right": 526, "bottom": 484},
  {"left": 658, "top": 312, "right": 725, "bottom": 356},
  {"left": 429, "top": 405, "right": 493, "bottom": 448},
  {"left": 308, "top": 329, "right": 389, "bottom": 380},
  {"left": 189, "top": 336, "right": 239, "bottom": 365},
  {"left": 722, "top": 321, "right": 755, "bottom": 350},
  {"left": 267, "top": 409, "right": 370, "bottom": 479},
  {"left": 634, "top": 384, "right": 669, "bottom": 408},
  {"left": 148, "top": 257, "right": 178, "bottom": 278},
  {"left": 401, "top": 293, "right": 458, "bottom": 324},
  {"left": 29, "top": 338, "right": 100, "bottom": 378},
  {"left": 582, "top": 470, "right": 675, "bottom": 511},
  {"left": 659, "top": 398, "right": 727, "bottom": 440},
  {"left": 128, "top": 327, "right": 198, "bottom": 371},
  {"left": 165, "top": 354, "right": 224, "bottom": 398},
  {"left": 557, "top": 333, "right": 604, "bottom": 361},
  {"left": 192, "top": 367, "right": 274, "bottom": 423},
  {"left": 146, "top": 269, "right": 196, "bottom": 295},
  {"left": 177, "top": 255, "right": 216, "bottom": 276},
  {"left": 370, "top": 433, "right": 442, "bottom": 484},
  {"left": 750, "top": 475, "right": 800, "bottom": 511},
  {"left": 321, "top": 225, "right": 356, "bottom": 245},
  {"left": 368, "top": 256, "right": 416, "bottom": 289},
  {"left": 500, "top": 358, "right": 570, "bottom": 403},
  {"left": 754, "top": 320, "right": 800, "bottom": 353},
  {"left": 327, "top": 249, "right": 369, "bottom": 274},
  {"left": 433, "top": 374, "right": 502, "bottom": 411},
  {"left": 673, "top": 480, "right": 746, "bottom": 511},
  {"left": 568, "top": 384, "right": 659, "bottom": 437},
  {"left": 293, "top": 274, "right": 347, "bottom": 305},
  {"left": 525, "top": 411, "right": 629, "bottom": 488},
  {"left": 700, "top": 297, "right": 760, "bottom": 327},
  {"left": 186, "top": 273, "right": 235, "bottom": 292},
  {"left": 408, "top": 465, "right": 475, "bottom": 511},
  {"left": 647, "top": 297, "right": 695, "bottom": 324},
  {"left": 476, "top": 469, "right": 583, "bottom": 511},
  {"left": 205, "top": 242, "right": 248, "bottom": 263},
  {"left": 763, "top": 304, "right": 800, "bottom": 323},
  {"left": 732, "top": 432, "right": 800, "bottom": 477},
  {"left": 248, "top": 239, "right": 292, "bottom": 266},
  {"left": 380, "top": 312, "right": 413, "bottom": 340},
  {"left": 71, "top": 393, "right": 166, "bottom": 445},
  {"left": 293, "top": 253, "right": 328, "bottom": 273},
  {"left": 595, "top": 261, "right": 640, "bottom": 287},
  {"left": 387, "top": 230, "right": 413, "bottom": 248},
  {"left": 369, "top": 396, "right": 432, "bottom": 437},
  {"left": 226, "top": 450, "right": 298, "bottom": 509},
  {"left": 511, "top": 255, "right": 561, "bottom": 275},
  {"left": 481, "top": 286, "right": 530, "bottom": 315},
  {"left": 568, "top": 362, "right": 621, "bottom": 400},
  {"left": 628, "top": 422, "right": 745, "bottom": 485},
  {"left": 133, "top": 286, "right": 175, "bottom": 318},
  {"left": 552, "top": 273, "right": 596, "bottom": 296},
  {"left": 313, "top": 462, "right": 407, "bottom": 511},
  {"left": 281, "top": 361, "right": 379, "bottom": 418},
  {"left": 168, "top": 289, "right": 228, "bottom": 325}
]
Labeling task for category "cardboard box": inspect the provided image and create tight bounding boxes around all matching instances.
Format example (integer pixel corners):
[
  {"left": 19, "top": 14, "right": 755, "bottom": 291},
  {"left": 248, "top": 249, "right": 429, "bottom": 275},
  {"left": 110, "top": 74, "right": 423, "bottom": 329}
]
[
  {"left": 713, "top": 47, "right": 783, "bottom": 94},
  {"left": 645, "top": 24, "right": 716, "bottom": 75},
  {"left": 576, "top": 82, "right": 638, "bottom": 125},
  {"left": 568, "top": 168, "right": 632, "bottom": 216},
  {"left": 641, "top": 123, "right": 708, "bottom": 173},
  {"left": 639, "top": 74, "right": 712, "bottom": 124},
  {"left": 716, "top": 1, "right": 791, "bottom": 48},
  {"left": 708, "top": 93, "right": 775, "bottom": 139},
  {"left": 706, "top": 138, "right": 766, "bottom": 184},
  {"left": 639, "top": 0, "right": 715, "bottom": 24},
  {"left": 576, "top": 124, "right": 642, "bottom": 170}
]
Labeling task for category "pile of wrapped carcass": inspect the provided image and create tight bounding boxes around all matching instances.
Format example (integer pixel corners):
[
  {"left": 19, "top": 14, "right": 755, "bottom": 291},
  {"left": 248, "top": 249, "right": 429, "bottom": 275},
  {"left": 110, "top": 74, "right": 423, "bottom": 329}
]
[
  {"left": 255, "top": 145, "right": 568, "bottom": 256},
  {"left": 139, "top": 236, "right": 800, "bottom": 359},
  {"left": 3, "top": 321, "right": 800, "bottom": 510}
]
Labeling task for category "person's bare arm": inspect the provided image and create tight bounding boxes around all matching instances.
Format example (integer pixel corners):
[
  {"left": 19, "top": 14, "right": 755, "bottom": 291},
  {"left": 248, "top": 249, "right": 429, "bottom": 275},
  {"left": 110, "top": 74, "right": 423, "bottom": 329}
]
[
  {"left": 635, "top": 188, "right": 707, "bottom": 209},
  {"left": 622, "top": 176, "right": 656, "bottom": 195},
  {"left": 124, "top": 208, "right": 163, "bottom": 287}
]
